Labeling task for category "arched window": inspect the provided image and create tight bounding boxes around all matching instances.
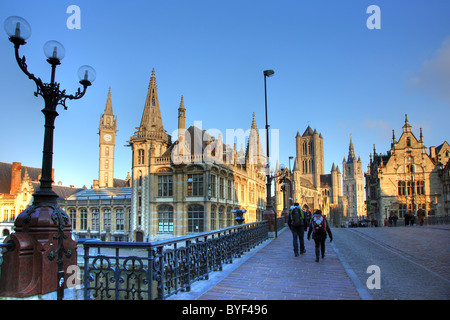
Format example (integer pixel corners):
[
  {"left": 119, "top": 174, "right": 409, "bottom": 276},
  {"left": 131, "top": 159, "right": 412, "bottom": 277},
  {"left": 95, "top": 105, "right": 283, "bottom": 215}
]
[
  {"left": 92, "top": 209, "right": 99, "bottom": 231},
  {"left": 69, "top": 209, "right": 77, "bottom": 230},
  {"left": 104, "top": 209, "right": 111, "bottom": 231},
  {"left": 188, "top": 205, "right": 204, "bottom": 233},
  {"left": 80, "top": 209, "right": 87, "bottom": 230},
  {"left": 158, "top": 205, "right": 174, "bottom": 233}
]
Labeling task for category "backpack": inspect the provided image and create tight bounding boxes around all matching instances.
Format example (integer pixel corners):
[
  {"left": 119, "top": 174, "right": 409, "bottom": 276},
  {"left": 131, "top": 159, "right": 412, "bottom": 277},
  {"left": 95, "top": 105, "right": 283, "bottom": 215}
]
[
  {"left": 291, "top": 207, "right": 304, "bottom": 228},
  {"left": 312, "top": 214, "right": 326, "bottom": 233}
]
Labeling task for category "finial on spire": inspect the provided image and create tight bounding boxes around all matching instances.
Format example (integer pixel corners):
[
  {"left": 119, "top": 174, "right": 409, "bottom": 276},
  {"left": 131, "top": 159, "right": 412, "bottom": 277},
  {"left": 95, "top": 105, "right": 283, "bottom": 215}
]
[
  {"left": 402, "top": 114, "right": 412, "bottom": 133},
  {"left": 251, "top": 112, "right": 257, "bottom": 129},
  {"left": 104, "top": 86, "right": 113, "bottom": 115},
  {"left": 179, "top": 95, "right": 185, "bottom": 109}
]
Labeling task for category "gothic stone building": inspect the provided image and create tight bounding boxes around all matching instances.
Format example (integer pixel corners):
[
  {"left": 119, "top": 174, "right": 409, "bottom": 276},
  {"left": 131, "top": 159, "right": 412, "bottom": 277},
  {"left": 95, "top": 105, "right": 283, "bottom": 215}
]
[
  {"left": 365, "top": 115, "right": 449, "bottom": 225},
  {"left": 275, "top": 126, "right": 342, "bottom": 218},
  {"left": 127, "top": 69, "right": 266, "bottom": 242}
]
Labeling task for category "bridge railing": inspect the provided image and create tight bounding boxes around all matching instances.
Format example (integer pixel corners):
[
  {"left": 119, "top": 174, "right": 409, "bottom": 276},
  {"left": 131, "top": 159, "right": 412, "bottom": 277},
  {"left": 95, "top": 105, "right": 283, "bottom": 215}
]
[
  {"left": 80, "top": 220, "right": 269, "bottom": 300},
  {"left": 423, "top": 214, "right": 450, "bottom": 226}
]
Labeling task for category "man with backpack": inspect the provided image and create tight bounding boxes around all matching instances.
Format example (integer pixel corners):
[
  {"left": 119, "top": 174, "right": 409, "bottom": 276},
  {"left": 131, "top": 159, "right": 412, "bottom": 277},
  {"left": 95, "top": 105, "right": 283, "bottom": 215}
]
[
  {"left": 307, "top": 209, "right": 333, "bottom": 262},
  {"left": 287, "top": 202, "right": 308, "bottom": 256}
]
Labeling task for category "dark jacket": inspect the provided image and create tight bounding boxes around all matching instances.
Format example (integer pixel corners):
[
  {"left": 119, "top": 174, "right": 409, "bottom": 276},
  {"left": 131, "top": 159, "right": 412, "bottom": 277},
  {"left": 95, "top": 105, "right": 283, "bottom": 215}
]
[
  {"left": 307, "top": 214, "right": 333, "bottom": 241},
  {"left": 287, "top": 206, "right": 308, "bottom": 231}
]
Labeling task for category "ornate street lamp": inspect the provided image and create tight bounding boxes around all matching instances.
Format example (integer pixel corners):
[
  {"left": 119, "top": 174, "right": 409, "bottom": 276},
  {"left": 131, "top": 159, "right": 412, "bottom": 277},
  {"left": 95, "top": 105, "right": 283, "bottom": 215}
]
[{"left": 0, "top": 16, "right": 95, "bottom": 300}]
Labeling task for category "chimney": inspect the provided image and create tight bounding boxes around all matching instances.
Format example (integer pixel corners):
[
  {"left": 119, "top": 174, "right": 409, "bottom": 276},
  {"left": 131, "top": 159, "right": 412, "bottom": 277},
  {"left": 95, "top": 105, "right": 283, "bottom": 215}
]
[
  {"left": 10, "top": 162, "right": 22, "bottom": 195},
  {"left": 429, "top": 146, "right": 436, "bottom": 160}
]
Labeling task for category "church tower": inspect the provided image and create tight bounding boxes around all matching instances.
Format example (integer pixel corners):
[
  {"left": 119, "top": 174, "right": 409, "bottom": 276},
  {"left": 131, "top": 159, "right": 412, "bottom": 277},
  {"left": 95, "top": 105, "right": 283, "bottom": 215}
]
[
  {"left": 342, "top": 135, "right": 364, "bottom": 218},
  {"left": 293, "top": 125, "right": 324, "bottom": 188},
  {"left": 98, "top": 87, "right": 117, "bottom": 188}
]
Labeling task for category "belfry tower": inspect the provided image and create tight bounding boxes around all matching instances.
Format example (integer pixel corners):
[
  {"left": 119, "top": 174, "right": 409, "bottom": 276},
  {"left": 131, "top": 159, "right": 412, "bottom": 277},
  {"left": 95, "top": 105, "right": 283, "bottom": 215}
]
[
  {"left": 98, "top": 87, "right": 117, "bottom": 188},
  {"left": 342, "top": 135, "right": 364, "bottom": 218}
]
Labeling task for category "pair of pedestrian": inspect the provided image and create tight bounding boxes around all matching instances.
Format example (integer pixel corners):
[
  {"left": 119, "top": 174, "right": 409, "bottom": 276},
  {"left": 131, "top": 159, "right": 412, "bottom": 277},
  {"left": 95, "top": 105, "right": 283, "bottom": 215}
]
[{"left": 288, "top": 205, "right": 333, "bottom": 262}]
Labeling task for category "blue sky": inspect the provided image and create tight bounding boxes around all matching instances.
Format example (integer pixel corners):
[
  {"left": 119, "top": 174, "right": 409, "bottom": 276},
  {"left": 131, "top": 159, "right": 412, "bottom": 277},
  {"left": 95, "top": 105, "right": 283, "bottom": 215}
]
[{"left": 1, "top": 0, "right": 449, "bottom": 188}]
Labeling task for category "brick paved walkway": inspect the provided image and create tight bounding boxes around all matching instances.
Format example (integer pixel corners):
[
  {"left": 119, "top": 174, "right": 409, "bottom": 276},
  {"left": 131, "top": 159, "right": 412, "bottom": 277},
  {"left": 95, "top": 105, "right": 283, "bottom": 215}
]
[{"left": 196, "top": 228, "right": 362, "bottom": 300}]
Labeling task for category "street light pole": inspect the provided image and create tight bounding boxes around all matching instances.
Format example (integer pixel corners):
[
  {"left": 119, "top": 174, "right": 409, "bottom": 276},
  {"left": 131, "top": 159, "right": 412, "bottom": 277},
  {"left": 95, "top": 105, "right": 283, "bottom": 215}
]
[
  {"left": 0, "top": 16, "right": 95, "bottom": 300},
  {"left": 262, "top": 69, "right": 276, "bottom": 237}
]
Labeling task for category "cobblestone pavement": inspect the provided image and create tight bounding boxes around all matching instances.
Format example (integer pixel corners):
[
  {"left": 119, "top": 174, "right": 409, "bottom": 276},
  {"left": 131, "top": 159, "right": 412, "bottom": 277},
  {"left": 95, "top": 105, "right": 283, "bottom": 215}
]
[
  {"left": 331, "top": 225, "right": 450, "bottom": 300},
  {"left": 196, "top": 227, "right": 361, "bottom": 300}
]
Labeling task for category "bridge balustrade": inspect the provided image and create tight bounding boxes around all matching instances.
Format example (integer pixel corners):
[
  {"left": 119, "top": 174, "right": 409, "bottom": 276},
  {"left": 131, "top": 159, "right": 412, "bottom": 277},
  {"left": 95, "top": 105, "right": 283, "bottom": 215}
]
[{"left": 80, "top": 220, "right": 269, "bottom": 300}]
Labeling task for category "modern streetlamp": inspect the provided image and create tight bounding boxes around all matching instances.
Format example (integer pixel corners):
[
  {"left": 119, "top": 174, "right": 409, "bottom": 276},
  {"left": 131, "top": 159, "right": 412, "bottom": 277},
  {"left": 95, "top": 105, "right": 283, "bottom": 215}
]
[
  {"left": 262, "top": 69, "right": 276, "bottom": 237},
  {"left": 0, "top": 16, "right": 95, "bottom": 300}
]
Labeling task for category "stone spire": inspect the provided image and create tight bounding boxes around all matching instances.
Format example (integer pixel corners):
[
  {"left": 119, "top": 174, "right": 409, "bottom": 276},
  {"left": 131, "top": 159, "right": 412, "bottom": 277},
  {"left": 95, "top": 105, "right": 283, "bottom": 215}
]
[
  {"left": 104, "top": 87, "right": 113, "bottom": 115},
  {"left": 139, "top": 68, "right": 165, "bottom": 133},
  {"left": 348, "top": 134, "right": 356, "bottom": 162},
  {"left": 245, "top": 112, "right": 265, "bottom": 167}
]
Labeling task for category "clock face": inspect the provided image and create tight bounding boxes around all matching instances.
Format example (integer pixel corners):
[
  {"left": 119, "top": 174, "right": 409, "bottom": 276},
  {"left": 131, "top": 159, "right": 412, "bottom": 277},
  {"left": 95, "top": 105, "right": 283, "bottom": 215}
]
[{"left": 104, "top": 134, "right": 112, "bottom": 142}]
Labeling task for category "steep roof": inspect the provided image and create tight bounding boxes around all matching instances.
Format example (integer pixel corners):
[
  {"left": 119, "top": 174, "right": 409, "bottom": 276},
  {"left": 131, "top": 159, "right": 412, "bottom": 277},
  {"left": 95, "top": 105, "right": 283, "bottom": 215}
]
[{"left": 0, "top": 162, "right": 41, "bottom": 194}]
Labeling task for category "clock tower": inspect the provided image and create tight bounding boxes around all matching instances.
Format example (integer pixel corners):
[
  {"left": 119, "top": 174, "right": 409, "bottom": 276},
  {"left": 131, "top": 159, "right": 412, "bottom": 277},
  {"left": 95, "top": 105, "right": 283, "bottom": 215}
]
[{"left": 98, "top": 87, "right": 117, "bottom": 188}]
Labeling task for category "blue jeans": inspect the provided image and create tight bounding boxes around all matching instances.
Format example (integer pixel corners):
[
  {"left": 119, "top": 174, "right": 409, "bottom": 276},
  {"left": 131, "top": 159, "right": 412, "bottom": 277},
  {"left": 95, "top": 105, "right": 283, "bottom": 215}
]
[{"left": 291, "top": 227, "right": 305, "bottom": 254}]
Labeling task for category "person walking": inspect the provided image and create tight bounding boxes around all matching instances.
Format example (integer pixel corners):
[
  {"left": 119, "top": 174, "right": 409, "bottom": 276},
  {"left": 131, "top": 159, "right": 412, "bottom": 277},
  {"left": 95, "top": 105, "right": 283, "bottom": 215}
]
[
  {"left": 417, "top": 207, "right": 425, "bottom": 226},
  {"left": 404, "top": 212, "right": 410, "bottom": 226},
  {"left": 307, "top": 210, "right": 333, "bottom": 262},
  {"left": 304, "top": 205, "right": 312, "bottom": 227},
  {"left": 287, "top": 202, "right": 308, "bottom": 257},
  {"left": 410, "top": 211, "right": 416, "bottom": 226}
]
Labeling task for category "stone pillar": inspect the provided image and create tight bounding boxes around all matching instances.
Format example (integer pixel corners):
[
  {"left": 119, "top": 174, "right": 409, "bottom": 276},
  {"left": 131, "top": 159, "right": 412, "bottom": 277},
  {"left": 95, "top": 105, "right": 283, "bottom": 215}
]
[{"left": 0, "top": 206, "right": 77, "bottom": 298}]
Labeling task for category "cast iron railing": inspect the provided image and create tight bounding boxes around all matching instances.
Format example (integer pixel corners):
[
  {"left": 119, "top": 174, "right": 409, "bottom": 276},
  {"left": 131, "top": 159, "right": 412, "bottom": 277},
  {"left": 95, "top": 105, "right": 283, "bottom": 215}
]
[
  {"left": 80, "top": 220, "right": 269, "bottom": 300},
  {"left": 423, "top": 214, "right": 450, "bottom": 226}
]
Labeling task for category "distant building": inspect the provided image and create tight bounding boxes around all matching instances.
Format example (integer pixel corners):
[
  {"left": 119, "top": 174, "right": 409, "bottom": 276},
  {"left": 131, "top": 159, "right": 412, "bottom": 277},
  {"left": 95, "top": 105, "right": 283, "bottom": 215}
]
[
  {"left": 0, "top": 161, "right": 81, "bottom": 238},
  {"left": 365, "top": 115, "right": 449, "bottom": 225},
  {"left": 61, "top": 187, "right": 131, "bottom": 241}
]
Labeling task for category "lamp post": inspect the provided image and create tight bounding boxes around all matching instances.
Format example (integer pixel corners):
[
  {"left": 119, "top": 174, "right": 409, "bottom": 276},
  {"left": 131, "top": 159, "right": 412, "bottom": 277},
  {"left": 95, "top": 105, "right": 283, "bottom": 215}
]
[
  {"left": 262, "top": 70, "right": 276, "bottom": 237},
  {"left": 0, "top": 16, "right": 95, "bottom": 299}
]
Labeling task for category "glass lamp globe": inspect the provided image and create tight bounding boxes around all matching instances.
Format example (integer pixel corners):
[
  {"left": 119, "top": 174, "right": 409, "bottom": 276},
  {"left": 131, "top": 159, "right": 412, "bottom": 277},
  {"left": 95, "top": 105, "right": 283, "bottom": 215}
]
[
  {"left": 78, "top": 65, "right": 96, "bottom": 85},
  {"left": 4, "top": 16, "right": 31, "bottom": 41},
  {"left": 43, "top": 40, "right": 65, "bottom": 61}
]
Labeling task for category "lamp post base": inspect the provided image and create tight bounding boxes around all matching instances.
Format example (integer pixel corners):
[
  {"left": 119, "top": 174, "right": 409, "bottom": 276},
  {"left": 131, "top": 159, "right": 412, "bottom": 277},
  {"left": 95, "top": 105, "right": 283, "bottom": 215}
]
[
  {"left": 0, "top": 205, "right": 77, "bottom": 298},
  {"left": 262, "top": 207, "right": 277, "bottom": 238}
]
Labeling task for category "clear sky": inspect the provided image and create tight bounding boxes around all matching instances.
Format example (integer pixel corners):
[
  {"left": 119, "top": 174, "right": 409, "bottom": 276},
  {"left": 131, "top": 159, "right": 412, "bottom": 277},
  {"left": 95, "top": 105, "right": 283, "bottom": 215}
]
[{"left": 1, "top": 0, "right": 449, "bottom": 188}]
